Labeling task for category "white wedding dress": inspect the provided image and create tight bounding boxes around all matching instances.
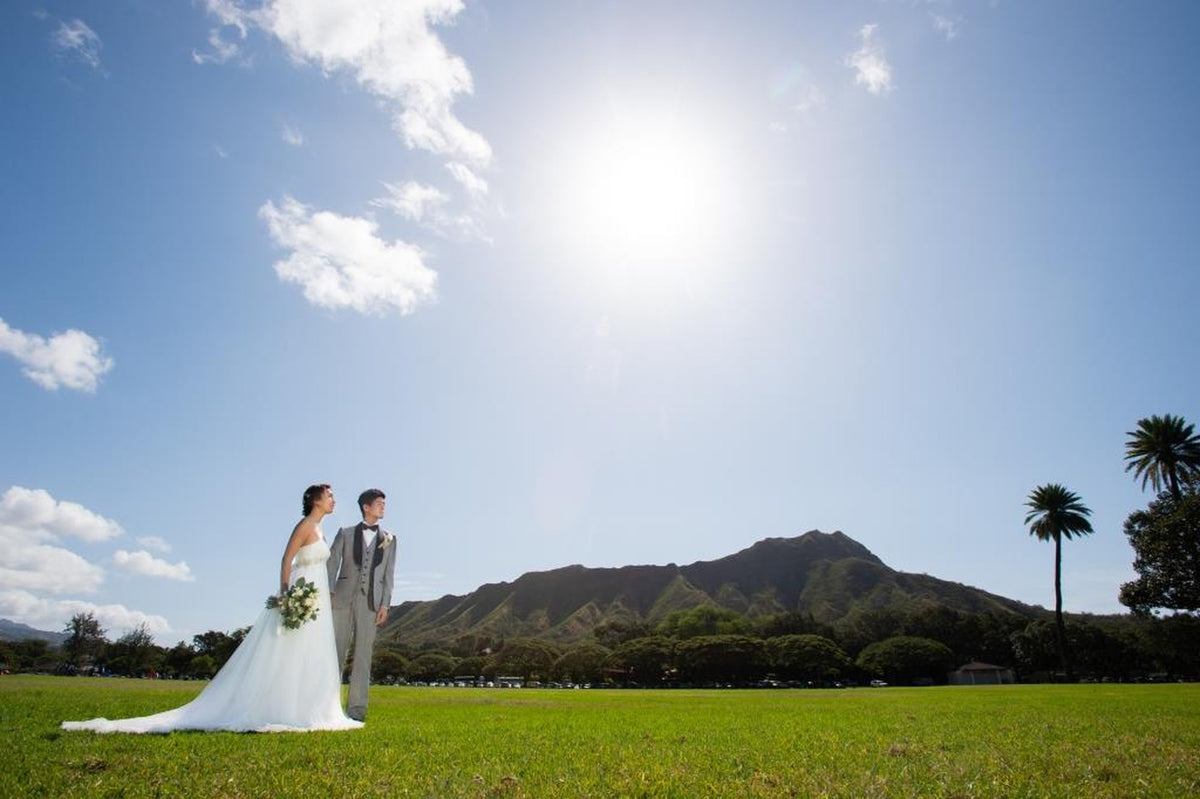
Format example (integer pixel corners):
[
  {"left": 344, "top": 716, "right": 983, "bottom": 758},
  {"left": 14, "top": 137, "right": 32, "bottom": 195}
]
[{"left": 62, "top": 533, "right": 363, "bottom": 733}]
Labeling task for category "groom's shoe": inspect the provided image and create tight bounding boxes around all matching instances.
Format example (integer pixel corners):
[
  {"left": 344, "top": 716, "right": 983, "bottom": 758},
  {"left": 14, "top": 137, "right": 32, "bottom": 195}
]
[{"left": 348, "top": 708, "right": 366, "bottom": 722}]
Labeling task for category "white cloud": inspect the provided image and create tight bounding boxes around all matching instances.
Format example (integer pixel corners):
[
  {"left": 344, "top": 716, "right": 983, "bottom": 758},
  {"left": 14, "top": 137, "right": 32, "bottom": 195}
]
[
  {"left": 847, "top": 24, "right": 893, "bottom": 95},
  {"left": 212, "top": 144, "right": 229, "bottom": 159},
  {"left": 372, "top": 181, "right": 448, "bottom": 222},
  {"left": 0, "top": 318, "right": 113, "bottom": 392},
  {"left": 203, "top": 0, "right": 251, "bottom": 38},
  {"left": 0, "top": 486, "right": 124, "bottom": 543},
  {"left": 199, "top": 0, "right": 494, "bottom": 251},
  {"left": 264, "top": 0, "right": 490, "bottom": 165},
  {"left": 113, "top": 550, "right": 196, "bottom": 582},
  {"left": 0, "top": 486, "right": 121, "bottom": 595},
  {"left": 932, "top": 14, "right": 962, "bottom": 41},
  {"left": 193, "top": 0, "right": 250, "bottom": 65},
  {"left": 193, "top": 28, "right": 243, "bottom": 65},
  {"left": 0, "top": 541, "right": 105, "bottom": 595},
  {"left": 371, "top": 181, "right": 489, "bottom": 242},
  {"left": 137, "top": 536, "right": 170, "bottom": 553},
  {"left": 52, "top": 19, "right": 103, "bottom": 70},
  {"left": 260, "top": 195, "right": 437, "bottom": 316},
  {"left": 281, "top": 122, "right": 305, "bottom": 147},
  {"left": 0, "top": 488, "right": 178, "bottom": 639},
  {"left": 446, "top": 162, "right": 488, "bottom": 200},
  {"left": 0, "top": 589, "right": 170, "bottom": 637},
  {"left": 204, "top": 0, "right": 490, "bottom": 167}
]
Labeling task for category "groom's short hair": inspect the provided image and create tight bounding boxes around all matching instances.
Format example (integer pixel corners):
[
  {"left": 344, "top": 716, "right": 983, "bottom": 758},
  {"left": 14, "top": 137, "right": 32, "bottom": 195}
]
[{"left": 358, "top": 488, "right": 386, "bottom": 517}]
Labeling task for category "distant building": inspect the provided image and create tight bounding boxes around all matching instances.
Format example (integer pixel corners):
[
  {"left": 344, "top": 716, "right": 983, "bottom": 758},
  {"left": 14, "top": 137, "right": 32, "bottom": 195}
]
[{"left": 949, "top": 661, "right": 1015, "bottom": 685}]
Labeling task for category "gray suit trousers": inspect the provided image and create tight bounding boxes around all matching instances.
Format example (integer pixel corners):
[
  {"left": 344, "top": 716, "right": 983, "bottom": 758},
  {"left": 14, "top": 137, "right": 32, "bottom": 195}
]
[{"left": 333, "top": 590, "right": 377, "bottom": 718}]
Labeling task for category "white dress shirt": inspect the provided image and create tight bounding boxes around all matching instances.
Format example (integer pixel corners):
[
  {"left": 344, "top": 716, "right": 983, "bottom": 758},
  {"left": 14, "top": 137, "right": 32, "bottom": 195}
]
[{"left": 360, "top": 525, "right": 377, "bottom": 562}]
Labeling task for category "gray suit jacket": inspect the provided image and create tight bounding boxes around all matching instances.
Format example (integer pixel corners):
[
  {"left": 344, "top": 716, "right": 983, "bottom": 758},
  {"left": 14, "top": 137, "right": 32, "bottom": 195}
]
[{"left": 327, "top": 523, "right": 397, "bottom": 613}]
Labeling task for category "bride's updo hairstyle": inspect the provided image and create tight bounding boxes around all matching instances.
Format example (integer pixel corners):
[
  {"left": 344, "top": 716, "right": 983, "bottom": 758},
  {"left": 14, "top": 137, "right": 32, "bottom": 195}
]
[{"left": 302, "top": 484, "right": 332, "bottom": 517}]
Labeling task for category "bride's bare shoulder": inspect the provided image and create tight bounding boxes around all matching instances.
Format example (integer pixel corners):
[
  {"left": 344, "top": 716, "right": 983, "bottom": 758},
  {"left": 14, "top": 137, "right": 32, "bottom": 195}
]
[{"left": 290, "top": 520, "right": 319, "bottom": 546}]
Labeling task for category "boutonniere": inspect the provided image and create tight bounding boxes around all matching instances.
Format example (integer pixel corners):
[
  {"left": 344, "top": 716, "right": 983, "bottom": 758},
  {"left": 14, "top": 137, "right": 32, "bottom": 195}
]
[{"left": 380, "top": 532, "right": 395, "bottom": 550}]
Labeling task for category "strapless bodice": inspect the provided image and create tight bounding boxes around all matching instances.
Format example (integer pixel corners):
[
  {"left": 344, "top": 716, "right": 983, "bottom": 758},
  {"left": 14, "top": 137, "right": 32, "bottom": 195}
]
[{"left": 294, "top": 536, "right": 329, "bottom": 568}]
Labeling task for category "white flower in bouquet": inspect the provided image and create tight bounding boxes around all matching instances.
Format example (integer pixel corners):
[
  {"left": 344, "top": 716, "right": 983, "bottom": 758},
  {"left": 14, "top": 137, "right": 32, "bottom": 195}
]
[{"left": 266, "top": 577, "right": 320, "bottom": 630}]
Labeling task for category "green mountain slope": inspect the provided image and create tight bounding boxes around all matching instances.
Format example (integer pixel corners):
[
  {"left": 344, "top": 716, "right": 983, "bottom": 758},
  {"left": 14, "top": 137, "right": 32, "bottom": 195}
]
[{"left": 379, "top": 530, "right": 1040, "bottom": 648}]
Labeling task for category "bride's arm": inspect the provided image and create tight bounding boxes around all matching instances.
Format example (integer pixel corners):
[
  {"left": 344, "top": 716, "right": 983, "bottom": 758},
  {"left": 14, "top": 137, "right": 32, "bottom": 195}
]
[
  {"left": 279, "top": 522, "right": 311, "bottom": 594},
  {"left": 327, "top": 528, "right": 343, "bottom": 587}
]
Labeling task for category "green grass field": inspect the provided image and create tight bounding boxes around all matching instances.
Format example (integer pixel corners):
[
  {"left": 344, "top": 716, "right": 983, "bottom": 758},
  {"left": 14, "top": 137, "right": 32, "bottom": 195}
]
[{"left": 2, "top": 677, "right": 1198, "bottom": 797}]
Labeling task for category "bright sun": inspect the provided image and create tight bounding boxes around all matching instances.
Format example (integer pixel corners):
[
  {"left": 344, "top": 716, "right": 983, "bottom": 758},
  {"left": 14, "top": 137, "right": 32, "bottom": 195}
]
[{"left": 555, "top": 108, "right": 737, "bottom": 285}]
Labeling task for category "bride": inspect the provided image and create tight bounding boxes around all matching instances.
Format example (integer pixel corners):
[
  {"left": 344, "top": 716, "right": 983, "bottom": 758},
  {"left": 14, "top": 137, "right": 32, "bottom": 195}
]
[{"left": 62, "top": 484, "right": 363, "bottom": 733}]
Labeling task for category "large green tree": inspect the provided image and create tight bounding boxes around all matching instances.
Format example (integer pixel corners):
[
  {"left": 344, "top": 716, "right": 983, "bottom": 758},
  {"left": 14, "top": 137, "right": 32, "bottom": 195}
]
[
  {"left": 608, "top": 636, "right": 675, "bottom": 684},
  {"left": 856, "top": 636, "right": 955, "bottom": 685},
  {"left": 62, "top": 612, "right": 106, "bottom": 668},
  {"left": 487, "top": 638, "right": 560, "bottom": 683},
  {"left": 1119, "top": 490, "right": 1200, "bottom": 614},
  {"left": 1024, "top": 483, "right": 1094, "bottom": 680},
  {"left": 755, "top": 612, "right": 835, "bottom": 641},
  {"left": 592, "top": 618, "right": 653, "bottom": 648},
  {"left": 1146, "top": 614, "right": 1200, "bottom": 677},
  {"left": 0, "top": 638, "right": 59, "bottom": 672},
  {"left": 766, "top": 634, "right": 852, "bottom": 683},
  {"left": 162, "top": 641, "right": 197, "bottom": 678},
  {"left": 406, "top": 652, "right": 460, "bottom": 682},
  {"left": 107, "top": 624, "right": 162, "bottom": 676},
  {"left": 656, "top": 606, "right": 748, "bottom": 640},
  {"left": 454, "top": 655, "right": 490, "bottom": 677},
  {"left": 191, "top": 627, "right": 248, "bottom": 670},
  {"left": 188, "top": 654, "right": 216, "bottom": 678},
  {"left": 1010, "top": 618, "right": 1150, "bottom": 682},
  {"left": 1124, "top": 414, "right": 1200, "bottom": 502},
  {"left": 673, "top": 635, "right": 768, "bottom": 683},
  {"left": 371, "top": 650, "right": 409, "bottom": 683},
  {"left": 552, "top": 643, "right": 612, "bottom": 684}
]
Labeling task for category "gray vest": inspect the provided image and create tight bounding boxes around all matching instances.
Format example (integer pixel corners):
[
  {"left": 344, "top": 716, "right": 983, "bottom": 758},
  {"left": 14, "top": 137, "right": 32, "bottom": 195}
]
[{"left": 357, "top": 533, "right": 375, "bottom": 595}]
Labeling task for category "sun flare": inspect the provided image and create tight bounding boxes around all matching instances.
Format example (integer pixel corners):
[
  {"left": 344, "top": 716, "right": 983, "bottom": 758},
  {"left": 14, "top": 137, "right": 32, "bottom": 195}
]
[{"left": 557, "top": 109, "right": 737, "bottom": 280}]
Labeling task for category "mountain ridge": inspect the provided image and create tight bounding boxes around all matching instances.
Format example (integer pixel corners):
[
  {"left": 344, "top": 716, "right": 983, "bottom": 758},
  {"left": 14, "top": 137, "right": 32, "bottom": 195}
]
[
  {"left": 0, "top": 618, "right": 69, "bottom": 645},
  {"left": 380, "top": 530, "right": 1043, "bottom": 647}
]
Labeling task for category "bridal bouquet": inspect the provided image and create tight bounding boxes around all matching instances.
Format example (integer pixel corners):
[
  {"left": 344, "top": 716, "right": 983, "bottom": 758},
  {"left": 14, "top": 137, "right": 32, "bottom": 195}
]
[{"left": 267, "top": 578, "right": 319, "bottom": 630}]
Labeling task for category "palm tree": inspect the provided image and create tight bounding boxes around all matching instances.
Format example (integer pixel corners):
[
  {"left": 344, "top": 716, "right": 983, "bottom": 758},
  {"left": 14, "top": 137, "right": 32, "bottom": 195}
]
[
  {"left": 1124, "top": 414, "right": 1200, "bottom": 503},
  {"left": 1024, "top": 483, "right": 1093, "bottom": 680}
]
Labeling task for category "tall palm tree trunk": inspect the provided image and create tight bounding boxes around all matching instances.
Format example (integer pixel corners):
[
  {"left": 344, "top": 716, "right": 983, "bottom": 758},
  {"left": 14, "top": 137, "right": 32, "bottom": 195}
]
[{"left": 1053, "top": 533, "right": 1073, "bottom": 681}]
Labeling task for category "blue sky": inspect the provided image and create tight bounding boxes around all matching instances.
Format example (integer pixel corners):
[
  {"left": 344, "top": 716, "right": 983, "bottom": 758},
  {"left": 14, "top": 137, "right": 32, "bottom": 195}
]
[{"left": 1, "top": 1, "right": 1197, "bottom": 644}]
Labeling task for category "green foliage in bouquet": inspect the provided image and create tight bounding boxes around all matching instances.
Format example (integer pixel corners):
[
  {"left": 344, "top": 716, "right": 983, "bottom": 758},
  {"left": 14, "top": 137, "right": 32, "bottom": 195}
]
[{"left": 266, "top": 578, "right": 319, "bottom": 630}]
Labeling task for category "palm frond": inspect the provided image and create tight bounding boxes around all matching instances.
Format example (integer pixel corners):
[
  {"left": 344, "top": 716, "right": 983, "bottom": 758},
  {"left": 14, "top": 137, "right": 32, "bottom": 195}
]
[
  {"left": 1124, "top": 414, "right": 1200, "bottom": 495},
  {"left": 1024, "top": 483, "right": 1094, "bottom": 541}
]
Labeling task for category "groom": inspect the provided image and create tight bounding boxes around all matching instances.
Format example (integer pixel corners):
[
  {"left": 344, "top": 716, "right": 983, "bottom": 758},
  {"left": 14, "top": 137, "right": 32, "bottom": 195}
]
[{"left": 328, "top": 488, "right": 397, "bottom": 722}]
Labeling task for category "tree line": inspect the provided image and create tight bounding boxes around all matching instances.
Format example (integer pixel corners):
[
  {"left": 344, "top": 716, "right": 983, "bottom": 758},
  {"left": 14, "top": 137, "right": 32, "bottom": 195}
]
[
  {"left": 5, "top": 597, "right": 1195, "bottom": 687},
  {"left": 363, "top": 602, "right": 1199, "bottom": 688},
  {"left": 1024, "top": 412, "right": 1200, "bottom": 680},
  {"left": 6, "top": 412, "right": 1194, "bottom": 686},
  {"left": 0, "top": 613, "right": 250, "bottom": 680}
]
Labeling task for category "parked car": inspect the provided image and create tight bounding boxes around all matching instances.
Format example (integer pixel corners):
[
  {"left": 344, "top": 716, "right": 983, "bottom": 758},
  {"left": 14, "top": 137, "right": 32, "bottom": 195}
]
[{"left": 869, "top": 679, "right": 888, "bottom": 688}]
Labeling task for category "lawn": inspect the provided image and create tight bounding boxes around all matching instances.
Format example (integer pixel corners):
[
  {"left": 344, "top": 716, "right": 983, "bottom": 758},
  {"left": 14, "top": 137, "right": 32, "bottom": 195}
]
[{"left": 3, "top": 676, "right": 1198, "bottom": 797}]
